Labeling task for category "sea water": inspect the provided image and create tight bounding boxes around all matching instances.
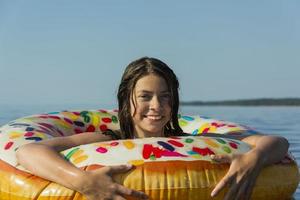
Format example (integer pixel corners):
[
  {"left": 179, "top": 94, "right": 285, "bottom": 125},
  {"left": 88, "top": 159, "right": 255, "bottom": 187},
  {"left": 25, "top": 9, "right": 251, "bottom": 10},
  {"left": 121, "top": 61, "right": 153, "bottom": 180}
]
[{"left": 1, "top": 104, "right": 300, "bottom": 199}]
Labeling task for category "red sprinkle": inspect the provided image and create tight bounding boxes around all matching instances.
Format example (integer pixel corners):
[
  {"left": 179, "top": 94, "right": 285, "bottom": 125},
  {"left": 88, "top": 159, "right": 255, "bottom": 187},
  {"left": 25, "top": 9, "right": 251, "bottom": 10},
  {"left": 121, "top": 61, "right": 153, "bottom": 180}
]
[
  {"left": 203, "top": 127, "right": 210, "bottom": 133},
  {"left": 37, "top": 126, "right": 50, "bottom": 132},
  {"left": 152, "top": 147, "right": 163, "bottom": 158},
  {"left": 96, "top": 147, "right": 108, "bottom": 153},
  {"left": 227, "top": 125, "right": 237, "bottom": 127},
  {"left": 86, "top": 125, "right": 95, "bottom": 132},
  {"left": 24, "top": 132, "right": 34, "bottom": 137},
  {"left": 4, "top": 141, "right": 14, "bottom": 150},
  {"left": 143, "top": 144, "right": 153, "bottom": 159},
  {"left": 110, "top": 141, "right": 119, "bottom": 146},
  {"left": 49, "top": 116, "right": 61, "bottom": 120},
  {"left": 39, "top": 116, "right": 48, "bottom": 119},
  {"left": 102, "top": 118, "right": 112, "bottom": 123},
  {"left": 229, "top": 142, "right": 238, "bottom": 149},
  {"left": 192, "top": 147, "right": 215, "bottom": 156},
  {"left": 212, "top": 122, "right": 225, "bottom": 128},
  {"left": 63, "top": 118, "right": 73, "bottom": 125},
  {"left": 72, "top": 112, "right": 80, "bottom": 115},
  {"left": 167, "top": 140, "right": 184, "bottom": 147},
  {"left": 161, "top": 150, "right": 187, "bottom": 157},
  {"left": 99, "top": 125, "right": 108, "bottom": 132},
  {"left": 57, "top": 129, "right": 65, "bottom": 136},
  {"left": 74, "top": 128, "right": 82, "bottom": 134}
]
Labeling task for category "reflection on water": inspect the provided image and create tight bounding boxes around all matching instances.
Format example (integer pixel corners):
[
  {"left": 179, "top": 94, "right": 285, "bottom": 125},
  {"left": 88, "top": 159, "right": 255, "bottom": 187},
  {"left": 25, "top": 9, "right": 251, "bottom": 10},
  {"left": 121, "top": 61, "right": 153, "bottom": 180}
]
[{"left": 1, "top": 105, "right": 300, "bottom": 199}]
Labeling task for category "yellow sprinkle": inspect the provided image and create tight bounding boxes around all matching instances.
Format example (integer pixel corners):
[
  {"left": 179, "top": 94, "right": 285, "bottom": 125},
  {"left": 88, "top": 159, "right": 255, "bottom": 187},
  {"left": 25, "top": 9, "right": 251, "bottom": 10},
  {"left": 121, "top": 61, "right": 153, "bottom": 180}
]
[
  {"left": 198, "top": 124, "right": 209, "bottom": 133},
  {"left": 62, "top": 112, "right": 79, "bottom": 120},
  {"left": 92, "top": 114, "right": 100, "bottom": 127},
  {"left": 123, "top": 141, "right": 135, "bottom": 149},
  {"left": 199, "top": 124, "right": 217, "bottom": 133},
  {"left": 72, "top": 149, "right": 84, "bottom": 159},
  {"left": 203, "top": 138, "right": 219, "bottom": 148},
  {"left": 9, "top": 132, "right": 22, "bottom": 139},
  {"left": 73, "top": 155, "right": 88, "bottom": 164},
  {"left": 179, "top": 119, "right": 188, "bottom": 127},
  {"left": 228, "top": 127, "right": 244, "bottom": 132},
  {"left": 128, "top": 160, "right": 144, "bottom": 166},
  {"left": 191, "top": 154, "right": 202, "bottom": 159}
]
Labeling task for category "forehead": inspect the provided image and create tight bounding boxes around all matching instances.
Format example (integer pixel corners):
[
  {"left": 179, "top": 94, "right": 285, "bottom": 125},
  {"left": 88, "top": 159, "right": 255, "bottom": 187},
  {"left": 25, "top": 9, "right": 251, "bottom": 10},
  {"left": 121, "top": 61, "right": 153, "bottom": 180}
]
[{"left": 134, "top": 74, "right": 168, "bottom": 93}]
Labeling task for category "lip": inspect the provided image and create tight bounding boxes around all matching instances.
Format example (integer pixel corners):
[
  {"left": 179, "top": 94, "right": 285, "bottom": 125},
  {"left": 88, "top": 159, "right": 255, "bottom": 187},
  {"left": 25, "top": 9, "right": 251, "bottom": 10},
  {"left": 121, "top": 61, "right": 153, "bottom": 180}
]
[{"left": 144, "top": 115, "right": 163, "bottom": 120}]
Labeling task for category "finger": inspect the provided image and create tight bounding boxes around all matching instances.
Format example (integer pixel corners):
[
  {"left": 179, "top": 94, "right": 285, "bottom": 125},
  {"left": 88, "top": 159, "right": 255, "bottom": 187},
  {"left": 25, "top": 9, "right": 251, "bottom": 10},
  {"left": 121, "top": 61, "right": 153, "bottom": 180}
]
[
  {"left": 234, "top": 180, "right": 249, "bottom": 200},
  {"left": 107, "top": 164, "right": 133, "bottom": 174},
  {"left": 210, "top": 154, "right": 232, "bottom": 164},
  {"left": 223, "top": 183, "right": 238, "bottom": 200},
  {"left": 211, "top": 174, "right": 232, "bottom": 197},
  {"left": 116, "top": 185, "right": 148, "bottom": 199}
]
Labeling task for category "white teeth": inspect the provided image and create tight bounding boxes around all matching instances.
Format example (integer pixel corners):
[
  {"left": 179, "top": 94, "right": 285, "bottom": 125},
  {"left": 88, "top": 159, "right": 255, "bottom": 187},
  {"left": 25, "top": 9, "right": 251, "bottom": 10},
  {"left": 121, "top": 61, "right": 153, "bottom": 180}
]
[{"left": 147, "top": 115, "right": 162, "bottom": 120}]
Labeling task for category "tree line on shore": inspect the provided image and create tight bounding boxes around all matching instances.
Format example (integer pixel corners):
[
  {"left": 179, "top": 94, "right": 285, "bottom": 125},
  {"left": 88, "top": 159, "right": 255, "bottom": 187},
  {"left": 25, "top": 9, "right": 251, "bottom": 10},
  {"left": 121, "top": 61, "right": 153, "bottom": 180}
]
[{"left": 180, "top": 98, "right": 300, "bottom": 106}]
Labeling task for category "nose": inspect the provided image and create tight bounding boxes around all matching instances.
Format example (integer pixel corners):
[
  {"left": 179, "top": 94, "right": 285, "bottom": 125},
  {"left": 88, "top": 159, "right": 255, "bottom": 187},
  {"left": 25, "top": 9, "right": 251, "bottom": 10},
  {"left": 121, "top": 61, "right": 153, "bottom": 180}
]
[{"left": 150, "top": 96, "right": 161, "bottom": 110}]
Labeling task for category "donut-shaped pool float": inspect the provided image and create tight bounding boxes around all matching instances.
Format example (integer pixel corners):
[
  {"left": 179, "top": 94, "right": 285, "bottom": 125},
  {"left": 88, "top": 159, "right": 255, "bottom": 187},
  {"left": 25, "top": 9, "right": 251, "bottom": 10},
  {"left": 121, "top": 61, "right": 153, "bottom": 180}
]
[{"left": 0, "top": 109, "right": 299, "bottom": 199}]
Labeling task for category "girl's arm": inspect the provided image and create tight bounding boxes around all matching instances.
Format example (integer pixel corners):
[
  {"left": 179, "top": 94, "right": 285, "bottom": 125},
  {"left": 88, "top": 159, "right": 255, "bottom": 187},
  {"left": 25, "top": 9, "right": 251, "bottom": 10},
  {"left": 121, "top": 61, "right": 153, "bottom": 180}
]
[
  {"left": 241, "top": 134, "right": 289, "bottom": 165},
  {"left": 16, "top": 132, "right": 148, "bottom": 200},
  {"left": 16, "top": 132, "right": 111, "bottom": 188},
  {"left": 210, "top": 134, "right": 289, "bottom": 200}
]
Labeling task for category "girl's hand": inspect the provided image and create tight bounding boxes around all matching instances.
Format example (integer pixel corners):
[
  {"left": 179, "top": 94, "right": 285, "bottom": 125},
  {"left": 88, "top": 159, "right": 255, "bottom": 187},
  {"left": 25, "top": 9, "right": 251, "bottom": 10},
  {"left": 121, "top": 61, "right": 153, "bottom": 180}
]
[
  {"left": 210, "top": 150, "right": 264, "bottom": 200},
  {"left": 75, "top": 164, "right": 148, "bottom": 200}
]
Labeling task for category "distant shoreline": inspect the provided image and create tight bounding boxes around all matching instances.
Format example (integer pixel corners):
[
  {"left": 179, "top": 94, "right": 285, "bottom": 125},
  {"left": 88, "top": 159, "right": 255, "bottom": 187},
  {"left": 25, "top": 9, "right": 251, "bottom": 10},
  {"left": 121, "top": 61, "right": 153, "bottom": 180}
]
[{"left": 180, "top": 98, "right": 300, "bottom": 106}]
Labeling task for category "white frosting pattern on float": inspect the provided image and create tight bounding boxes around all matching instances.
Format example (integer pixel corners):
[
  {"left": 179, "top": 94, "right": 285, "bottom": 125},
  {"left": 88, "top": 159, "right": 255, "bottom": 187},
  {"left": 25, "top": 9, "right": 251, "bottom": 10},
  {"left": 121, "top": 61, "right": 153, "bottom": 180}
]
[
  {"left": 59, "top": 136, "right": 251, "bottom": 168},
  {"left": 0, "top": 110, "right": 255, "bottom": 169}
]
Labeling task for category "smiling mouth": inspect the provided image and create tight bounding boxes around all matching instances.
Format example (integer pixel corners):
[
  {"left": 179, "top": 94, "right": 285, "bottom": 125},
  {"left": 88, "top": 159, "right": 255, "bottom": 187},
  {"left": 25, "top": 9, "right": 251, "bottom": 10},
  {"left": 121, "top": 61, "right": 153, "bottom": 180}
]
[{"left": 145, "top": 115, "right": 163, "bottom": 120}]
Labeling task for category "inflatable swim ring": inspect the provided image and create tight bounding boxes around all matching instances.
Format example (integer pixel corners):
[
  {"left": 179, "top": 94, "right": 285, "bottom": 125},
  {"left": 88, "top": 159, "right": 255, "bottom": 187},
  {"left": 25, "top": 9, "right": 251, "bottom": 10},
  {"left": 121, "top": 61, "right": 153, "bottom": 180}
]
[{"left": 0, "top": 109, "right": 299, "bottom": 200}]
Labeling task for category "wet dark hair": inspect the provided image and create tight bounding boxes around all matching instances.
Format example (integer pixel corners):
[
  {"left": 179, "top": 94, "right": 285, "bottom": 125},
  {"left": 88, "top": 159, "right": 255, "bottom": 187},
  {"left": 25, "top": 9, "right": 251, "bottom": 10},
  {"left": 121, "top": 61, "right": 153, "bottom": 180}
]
[{"left": 117, "top": 57, "right": 183, "bottom": 139}]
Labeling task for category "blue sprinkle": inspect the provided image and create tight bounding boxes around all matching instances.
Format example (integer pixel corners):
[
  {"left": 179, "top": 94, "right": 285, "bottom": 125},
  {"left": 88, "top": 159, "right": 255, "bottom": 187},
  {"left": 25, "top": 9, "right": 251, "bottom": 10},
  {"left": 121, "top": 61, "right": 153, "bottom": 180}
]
[
  {"left": 74, "top": 121, "right": 85, "bottom": 127},
  {"left": 187, "top": 151, "right": 198, "bottom": 155},
  {"left": 182, "top": 116, "right": 195, "bottom": 121},
  {"left": 157, "top": 141, "right": 175, "bottom": 151},
  {"left": 192, "top": 129, "right": 198, "bottom": 135},
  {"left": 26, "top": 127, "right": 35, "bottom": 131},
  {"left": 25, "top": 137, "right": 43, "bottom": 141},
  {"left": 247, "top": 129, "right": 259, "bottom": 134},
  {"left": 199, "top": 115, "right": 211, "bottom": 119},
  {"left": 47, "top": 111, "right": 60, "bottom": 114}
]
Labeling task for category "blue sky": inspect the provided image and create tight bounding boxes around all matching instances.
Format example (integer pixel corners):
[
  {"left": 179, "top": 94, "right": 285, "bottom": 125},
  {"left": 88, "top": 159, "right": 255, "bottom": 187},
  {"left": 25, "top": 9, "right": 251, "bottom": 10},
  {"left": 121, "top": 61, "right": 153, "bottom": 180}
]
[{"left": 0, "top": 1, "right": 299, "bottom": 107}]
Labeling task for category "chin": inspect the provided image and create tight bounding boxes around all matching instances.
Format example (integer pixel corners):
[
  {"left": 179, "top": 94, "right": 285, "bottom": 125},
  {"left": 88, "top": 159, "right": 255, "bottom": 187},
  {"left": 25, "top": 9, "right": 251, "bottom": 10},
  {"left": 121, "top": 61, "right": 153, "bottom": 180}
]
[{"left": 143, "top": 129, "right": 164, "bottom": 137}]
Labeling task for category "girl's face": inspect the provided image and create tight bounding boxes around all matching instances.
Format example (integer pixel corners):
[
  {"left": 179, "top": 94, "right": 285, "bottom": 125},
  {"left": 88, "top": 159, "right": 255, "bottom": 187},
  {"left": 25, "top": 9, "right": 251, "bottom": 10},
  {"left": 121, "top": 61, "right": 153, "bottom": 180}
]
[{"left": 130, "top": 74, "right": 171, "bottom": 138}]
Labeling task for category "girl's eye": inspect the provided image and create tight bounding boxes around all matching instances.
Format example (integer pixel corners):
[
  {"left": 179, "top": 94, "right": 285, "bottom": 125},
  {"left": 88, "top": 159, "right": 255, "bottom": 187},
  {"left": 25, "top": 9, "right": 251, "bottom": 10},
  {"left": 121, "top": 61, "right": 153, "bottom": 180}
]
[
  {"left": 161, "top": 94, "right": 171, "bottom": 100},
  {"left": 139, "top": 95, "right": 151, "bottom": 100}
]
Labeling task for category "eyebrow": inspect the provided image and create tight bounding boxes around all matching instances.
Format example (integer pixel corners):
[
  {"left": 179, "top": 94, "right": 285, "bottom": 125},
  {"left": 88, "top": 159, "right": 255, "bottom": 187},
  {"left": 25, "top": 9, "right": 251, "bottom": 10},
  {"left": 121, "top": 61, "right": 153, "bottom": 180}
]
[{"left": 137, "top": 90, "right": 170, "bottom": 94}]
